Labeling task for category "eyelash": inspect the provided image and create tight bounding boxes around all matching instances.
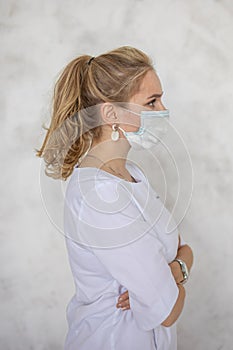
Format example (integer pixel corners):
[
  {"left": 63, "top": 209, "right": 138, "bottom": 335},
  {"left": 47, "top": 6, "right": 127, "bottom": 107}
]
[{"left": 147, "top": 98, "right": 157, "bottom": 107}]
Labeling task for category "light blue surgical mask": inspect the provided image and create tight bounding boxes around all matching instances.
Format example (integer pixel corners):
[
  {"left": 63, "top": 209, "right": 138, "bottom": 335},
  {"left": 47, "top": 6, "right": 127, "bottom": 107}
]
[{"left": 118, "top": 109, "right": 170, "bottom": 150}]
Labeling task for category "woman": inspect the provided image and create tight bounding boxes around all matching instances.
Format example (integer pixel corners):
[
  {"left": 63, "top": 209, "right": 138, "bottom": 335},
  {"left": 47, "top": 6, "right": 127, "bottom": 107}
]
[{"left": 36, "top": 46, "right": 194, "bottom": 350}]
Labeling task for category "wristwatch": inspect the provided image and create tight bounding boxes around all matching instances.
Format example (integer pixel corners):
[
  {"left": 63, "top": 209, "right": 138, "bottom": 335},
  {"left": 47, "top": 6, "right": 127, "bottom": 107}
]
[{"left": 174, "top": 258, "right": 189, "bottom": 284}]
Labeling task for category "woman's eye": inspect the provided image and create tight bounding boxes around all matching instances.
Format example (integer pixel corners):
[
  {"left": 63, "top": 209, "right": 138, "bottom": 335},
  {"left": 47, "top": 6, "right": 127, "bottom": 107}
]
[{"left": 148, "top": 99, "right": 156, "bottom": 107}]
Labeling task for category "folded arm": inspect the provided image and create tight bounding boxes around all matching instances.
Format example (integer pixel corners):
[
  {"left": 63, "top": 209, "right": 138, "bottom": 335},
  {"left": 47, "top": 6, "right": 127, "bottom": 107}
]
[
  {"left": 169, "top": 234, "right": 194, "bottom": 284},
  {"left": 160, "top": 234, "right": 193, "bottom": 326}
]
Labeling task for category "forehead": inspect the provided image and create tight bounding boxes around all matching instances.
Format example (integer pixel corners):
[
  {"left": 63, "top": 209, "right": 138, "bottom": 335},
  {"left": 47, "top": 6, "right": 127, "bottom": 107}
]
[
  {"left": 138, "top": 70, "right": 163, "bottom": 95},
  {"left": 129, "top": 69, "right": 163, "bottom": 103}
]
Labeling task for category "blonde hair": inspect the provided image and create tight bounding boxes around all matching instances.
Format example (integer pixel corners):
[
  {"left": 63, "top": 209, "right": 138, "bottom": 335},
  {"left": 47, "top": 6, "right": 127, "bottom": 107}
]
[{"left": 35, "top": 46, "right": 154, "bottom": 180}]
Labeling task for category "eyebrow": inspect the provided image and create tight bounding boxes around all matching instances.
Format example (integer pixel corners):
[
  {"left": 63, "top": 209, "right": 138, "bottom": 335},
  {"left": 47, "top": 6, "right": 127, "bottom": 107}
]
[{"left": 147, "top": 92, "right": 164, "bottom": 99}]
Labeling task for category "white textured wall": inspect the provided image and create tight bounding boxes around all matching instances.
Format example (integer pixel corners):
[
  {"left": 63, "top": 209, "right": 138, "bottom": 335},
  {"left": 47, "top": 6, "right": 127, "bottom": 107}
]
[{"left": 1, "top": 0, "right": 233, "bottom": 349}]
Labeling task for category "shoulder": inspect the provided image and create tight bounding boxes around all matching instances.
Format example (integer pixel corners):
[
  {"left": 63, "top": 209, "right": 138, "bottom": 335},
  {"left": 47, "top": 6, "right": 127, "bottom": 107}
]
[{"left": 65, "top": 169, "right": 133, "bottom": 211}]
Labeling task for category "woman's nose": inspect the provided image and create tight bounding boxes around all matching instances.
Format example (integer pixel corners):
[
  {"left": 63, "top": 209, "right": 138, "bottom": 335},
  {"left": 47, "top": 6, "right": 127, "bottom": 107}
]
[{"left": 158, "top": 101, "right": 167, "bottom": 111}]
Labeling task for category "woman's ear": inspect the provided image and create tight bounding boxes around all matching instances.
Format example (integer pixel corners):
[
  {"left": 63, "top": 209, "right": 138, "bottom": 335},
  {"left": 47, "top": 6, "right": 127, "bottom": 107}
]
[{"left": 100, "top": 103, "right": 119, "bottom": 125}]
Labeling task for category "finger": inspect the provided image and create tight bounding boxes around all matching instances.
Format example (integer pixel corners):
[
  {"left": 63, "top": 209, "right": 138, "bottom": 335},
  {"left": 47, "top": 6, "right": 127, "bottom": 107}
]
[
  {"left": 117, "top": 297, "right": 129, "bottom": 306},
  {"left": 119, "top": 291, "right": 128, "bottom": 300},
  {"left": 116, "top": 298, "right": 130, "bottom": 309},
  {"left": 122, "top": 304, "right": 130, "bottom": 311},
  {"left": 118, "top": 291, "right": 129, "bottom": 301}
]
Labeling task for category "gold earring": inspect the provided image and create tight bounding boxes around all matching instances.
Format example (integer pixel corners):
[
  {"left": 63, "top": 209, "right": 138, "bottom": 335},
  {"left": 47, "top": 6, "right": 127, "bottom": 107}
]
[{"left": 111, "top": 124, "right": 119, "bottom": 141}]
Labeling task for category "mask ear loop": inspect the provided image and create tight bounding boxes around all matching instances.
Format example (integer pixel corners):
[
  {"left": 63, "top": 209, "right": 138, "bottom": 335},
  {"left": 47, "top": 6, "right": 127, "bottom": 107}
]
[
  {"left": 121, "top": 106, "right": 140, "bottom": 117},
  {"left": 118, "top": 106, "right": 144, "bottom": 135}
]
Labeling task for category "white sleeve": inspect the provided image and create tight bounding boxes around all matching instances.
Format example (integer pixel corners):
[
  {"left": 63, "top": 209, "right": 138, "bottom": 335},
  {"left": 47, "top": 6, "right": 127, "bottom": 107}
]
[
  {"left": 68, "top": 180, "right": 179, "bottom": 331},
  {"left": 92, "top": 234, "right": 179, "bottom": 331}
]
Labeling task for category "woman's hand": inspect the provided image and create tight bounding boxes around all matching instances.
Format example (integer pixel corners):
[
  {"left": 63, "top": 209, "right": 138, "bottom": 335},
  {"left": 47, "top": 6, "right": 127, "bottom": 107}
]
[{"left": 116, "top": 290, "right": 131, "bottom": 310}]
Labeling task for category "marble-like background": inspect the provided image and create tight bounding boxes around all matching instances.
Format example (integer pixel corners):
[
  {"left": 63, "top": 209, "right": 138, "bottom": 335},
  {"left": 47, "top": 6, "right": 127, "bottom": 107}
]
[{"left": 1, "top": 0, "right": 233, "bottom": 349}]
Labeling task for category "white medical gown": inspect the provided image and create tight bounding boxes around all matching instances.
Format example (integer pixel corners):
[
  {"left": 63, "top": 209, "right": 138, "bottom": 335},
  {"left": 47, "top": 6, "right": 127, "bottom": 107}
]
[{"left": 63, "top": 161, "right": 187, "bottom": 350}]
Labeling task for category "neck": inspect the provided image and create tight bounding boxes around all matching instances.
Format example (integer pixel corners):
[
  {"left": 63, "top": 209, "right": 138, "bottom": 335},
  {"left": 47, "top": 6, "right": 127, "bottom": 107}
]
[{"left": 88, "top": 136, "right": 130, "bottom": 172}]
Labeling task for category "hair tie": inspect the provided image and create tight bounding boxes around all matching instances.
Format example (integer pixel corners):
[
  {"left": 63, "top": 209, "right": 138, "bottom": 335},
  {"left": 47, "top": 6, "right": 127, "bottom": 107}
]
[{"left": 88, "top": 57, "right": 95, "bottom": 65}]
